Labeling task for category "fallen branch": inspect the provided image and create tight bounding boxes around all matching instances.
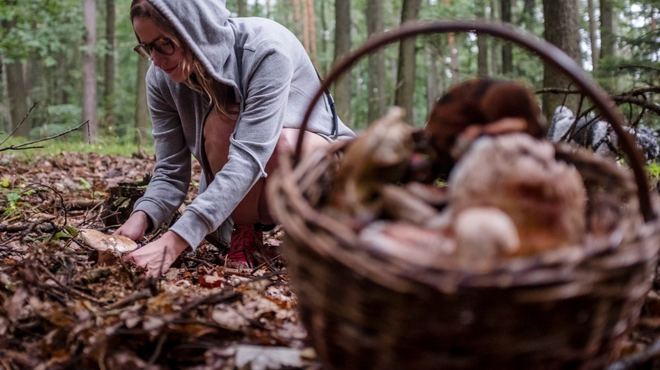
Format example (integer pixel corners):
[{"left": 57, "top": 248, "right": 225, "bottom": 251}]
[
  {"left": 619, "top": 64, "right": 660, "bottom": 74},
  {"left": 104, "top": 289, "right": 152, "bottom": 311},
  {"left": 0, "top": 120, "right": 89, "bottom": 153},
  {"left": 0, "top": 102, "right": 38, "bottom": 148},
  {"left": 66, "top": 199, "right": 105, "bottom": 210}
]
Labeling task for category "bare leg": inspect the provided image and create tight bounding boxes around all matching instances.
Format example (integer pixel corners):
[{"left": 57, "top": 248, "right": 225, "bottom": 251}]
[{"left": 203, "top": 110, "right": 331, "bottom": 225}]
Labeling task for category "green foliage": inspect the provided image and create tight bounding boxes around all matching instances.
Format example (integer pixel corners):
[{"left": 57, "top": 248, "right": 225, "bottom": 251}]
[
  {"left": 0, "top": 136, "right": 154, "bottom": 162},
  {"left": 0, "top": 0, "right": 84, "bottom": 61}
]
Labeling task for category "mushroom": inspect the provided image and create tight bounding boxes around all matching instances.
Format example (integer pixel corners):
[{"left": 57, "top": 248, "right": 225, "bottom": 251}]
[
  {"left": 449, "top": 134, "right": 587, "bottom": 256},
  {"left": 454, "top": 207, "right": 520, "bottom": 265},
  {"left": 425, "top": 79, "right": 545, "bottom": 179},
  {"left": 327, "top": 107, "right": 415, "bottom": 223},
  {"left": 78, "top": 229, "right": 138, "bottom": 265}
]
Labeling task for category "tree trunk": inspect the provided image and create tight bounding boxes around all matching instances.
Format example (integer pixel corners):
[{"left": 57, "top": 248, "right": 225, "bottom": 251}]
[
  {"left": 83, "top": 0, "right": 98, "bottom": 142},
  {"left": 302, "top": 0, "right": 310, "bottom": 53},
  {"left": 542, "top": 0, "right": 581, "bottom": 121},
  {"left": 445, "top": 0, "right": 459, "bottom": 84},
  {"left": 334, "top": 0, "right": 351, "bottom": 126},
  {"left": 501, "top": 0, "right": 513, "bottom": 75},
  {"left": 1, "top": 18, "right": 30, "bottom": 138},
  {"left": 238, "top": 0, "right": 248, "bottom": 17},
  {"left": 490, "top": 0, "right": 499, "bottom": 75},
  {"left": 477, "top": 0, "right": 489, "bottom": 78},
  {"left": 367, "top": 0, "right": 385, "bottom": 123},
  {"left": 104, "top": 0, "right": 116, "bottom": 133},
  {"left": 395, "top": 0, "right": 421, "bottom": 124},
  {"left": 520, "top": 0, "right": 535, "bottom": 28},
  {"left": 308, "top": 0, "right": 317, "bottom": 65},
  {"left": 135, "top": 57, "right": 150, "bottom": 145},
  {"left": 5, "top": 61, "right": 30, "bottom": 138},
  {"left": 600, "top": 0, "right": 614, "bottom": 59},
  {"left": 292, "top": 0, "right": 302, "bottom": 38},
  {"left": 426, "top": 45, "right": 440, "bottom": 112},
  {"left": 1, "top": 58, "right": 8, "bottom": 134},
  {"left": 320, "top": 0, "right": 328, "bottom": 74},
  {"left": 587, "top": 0, "right": 598, "bottom": 73}
]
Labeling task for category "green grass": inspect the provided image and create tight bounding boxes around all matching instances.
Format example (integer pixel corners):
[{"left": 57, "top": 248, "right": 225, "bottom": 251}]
[{"left": 0, "top": 136, "right": 155, "bottom": 161}]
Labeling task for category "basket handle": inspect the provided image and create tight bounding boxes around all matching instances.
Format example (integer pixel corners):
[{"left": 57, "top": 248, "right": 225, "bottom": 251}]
[{"left": 294, "top": 20, "right": 656, "bottom": 223}]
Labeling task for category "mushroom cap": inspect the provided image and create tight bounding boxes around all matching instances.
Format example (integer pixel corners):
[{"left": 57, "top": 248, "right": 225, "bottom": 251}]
[
  {"left": 449, "top": 134, "right": 587, "bottom": 255},
  {"left": 79, "top": 229, "right": 138, "bottom": 254},
  {"left": 454, "top": 207, "right": 520, "bottom": 259}
]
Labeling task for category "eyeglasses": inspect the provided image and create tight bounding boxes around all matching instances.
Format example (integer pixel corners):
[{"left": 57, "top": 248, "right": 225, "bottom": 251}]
[{"left": 133, "top": 37, "right": 175, "bottom": 60}]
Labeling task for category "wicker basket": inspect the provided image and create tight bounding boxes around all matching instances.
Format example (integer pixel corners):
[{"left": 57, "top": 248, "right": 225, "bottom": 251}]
[{"left": 268, "top": 21, "right": 660, "bottom": 370}]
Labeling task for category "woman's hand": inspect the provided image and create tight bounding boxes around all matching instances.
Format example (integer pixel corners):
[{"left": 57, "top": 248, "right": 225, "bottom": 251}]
[
  {"left": 124, "top": 231, "right": 189, "bottom": 277},
  {"left": 114, "top": 211, "right": 151, "bottom": 241}
]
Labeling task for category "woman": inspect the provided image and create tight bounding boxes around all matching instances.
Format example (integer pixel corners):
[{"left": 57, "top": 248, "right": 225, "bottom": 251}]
[{"left": 115, "top": 0, "right": 354, "bottom": 276}]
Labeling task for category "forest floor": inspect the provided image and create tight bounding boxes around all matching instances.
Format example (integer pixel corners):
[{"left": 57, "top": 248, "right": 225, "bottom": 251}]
[
  {"left": 0, "top": 151, "right": 318, "bottom": 370},
  {"left": 2, "top": 151, "right": 660, "bottom": 369}
]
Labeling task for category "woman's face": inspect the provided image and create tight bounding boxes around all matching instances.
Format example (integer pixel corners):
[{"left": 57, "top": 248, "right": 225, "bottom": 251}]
[{"left": 133, "top": 17, "right": 189, "bottom": 83}]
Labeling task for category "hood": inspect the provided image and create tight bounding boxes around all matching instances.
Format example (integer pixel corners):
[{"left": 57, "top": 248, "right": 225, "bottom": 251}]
[{"left": 148, "top": 0, "right": 239, "bottom": 93}]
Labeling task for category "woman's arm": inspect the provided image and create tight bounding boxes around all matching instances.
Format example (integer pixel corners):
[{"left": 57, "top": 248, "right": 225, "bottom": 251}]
[
  {"left": 131, "top": 67, "right": 192, "bottom": 234},
  {"left": 168, "top": 44, "right": 295, "bottom": 250}
]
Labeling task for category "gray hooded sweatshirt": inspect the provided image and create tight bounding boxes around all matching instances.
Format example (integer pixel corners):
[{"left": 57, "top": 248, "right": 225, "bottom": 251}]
[{"left": 132, "top": 0, "right": 354, "bottom": 249}]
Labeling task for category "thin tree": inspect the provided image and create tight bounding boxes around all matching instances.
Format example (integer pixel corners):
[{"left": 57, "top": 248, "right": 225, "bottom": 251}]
[
  {"left": 446, "top": 0, "right": 459, "bottom": 84},
  {"left": 477, "top": 0, "right": 489, "bottom": 78},
  {"left": 308, "top": 0, "right": 317, "bottom": 65},
  {"left": 600, "top": 0, "right": 614, "bottom": 59},
  {"left": 2, "top": 17, "right": 30, "bottom": 138},
  {"left": 293, "top": 0, "right": 302, "bottom": 38},
  {"left": 366, "top": 0, "right": 385, "bottom": 123},
  {"left": 395, "top": 0, "right": 422, "bottom": 124},
  {"left": 104, "top": 0, "right": 116, "bottom": 132},
  {"left": 541, "top": 0, "right": 581, "bottom": 121},
  {"left": 426, "top": 42, "right": 441, "bottom": 113},
  {"left": 302, "top": 0, "right": 310, "bottom": 52},
  {"left": 587, "top": 0, "right": 599, "bottom": 73},
  {"left": 520, "top": 0, "right": 535, "bottom": 29},
  {"left": 135, "top": 57, "right": 149, "bottom": 145},
  {"left": 501, "top": 0, "right": 513, "bottom": 75},
  {"left": 238, "top": 0, "right": 248, "bottom": 17},
  {"left": 320, "top": 0, "right": 329, "bottom": 74},
  {"left": 490, "top": 0, "right": 499, "bottom": 76},
  {"left": 83, "top": 0, "right": 98, "bottom": 142},
  {"left": 334, "top": 0, "right": 351, "bottom": 125}
]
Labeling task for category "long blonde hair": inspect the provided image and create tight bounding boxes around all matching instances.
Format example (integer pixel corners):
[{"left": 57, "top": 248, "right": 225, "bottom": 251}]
[{"left": 130, "top": 0, "right": 230, "bottom": 115}]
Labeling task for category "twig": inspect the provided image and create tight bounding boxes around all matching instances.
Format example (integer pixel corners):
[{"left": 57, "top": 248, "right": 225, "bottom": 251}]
[
  {"left": 25, "top": 183, "right": 67, "bottom": 238},
  {"left": 179, "top": 291, "right": 242, "bottom": 315},
  {"left": 607, "top": 338, "right": 660, "bottom": 370},
  {"left": 38, "top": 264, "right": 102, "bottom": 304},
  {"left": 0, "top": 120, "right": 89, "bottom": 153},
  {"left": 66, "top": 199, "right": 105, "bottom": 210},
  {"left": 182, "top": 255, "right": 214, "bottom": 269},
  {"left": 148, "top": 332, "right": 168, "bottom": 365},
  {"left": 619, "top": 64, "right": 660, "bottom": 73},
  {"left": 103, "top": 289, "right": 151, "bottom": 311},
  {"left": 0, "top": 102, "right": 38, "bottom": 147},
  {"left": 250, "top": 254, "right": 283, "bottom": 274},
  {"left": 612, "top": 96, "right": 660, "bottom": 116},
  {"left": 535, "top": 88, "right": 582, "bottom": 95}
]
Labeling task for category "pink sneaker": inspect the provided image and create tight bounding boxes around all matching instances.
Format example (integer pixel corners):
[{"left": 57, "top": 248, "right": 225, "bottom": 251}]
[{"left": 226, "top": 224, "right": 263, "bottom": 268}]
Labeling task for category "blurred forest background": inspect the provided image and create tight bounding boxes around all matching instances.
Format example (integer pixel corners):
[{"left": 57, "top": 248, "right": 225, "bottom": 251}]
[{"left": 0, "top": 0, "right": 659, "bottom": 147}]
